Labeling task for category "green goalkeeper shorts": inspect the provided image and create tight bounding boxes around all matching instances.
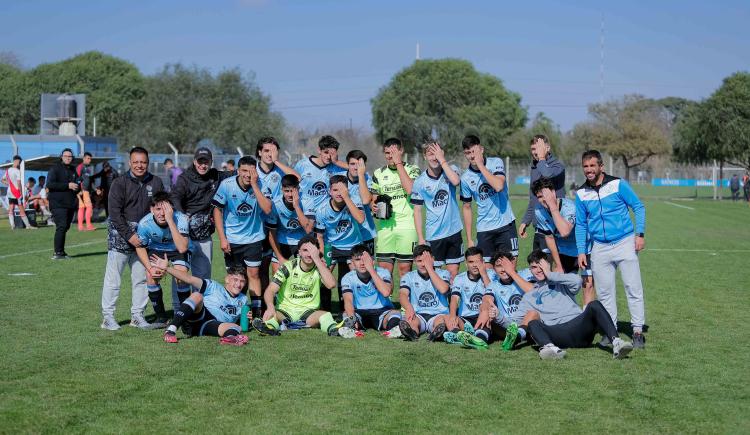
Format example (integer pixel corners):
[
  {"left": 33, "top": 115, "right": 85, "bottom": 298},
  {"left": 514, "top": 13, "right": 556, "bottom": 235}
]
[{"left": 375, "top": 227, "right": 418, "bottom": 262}]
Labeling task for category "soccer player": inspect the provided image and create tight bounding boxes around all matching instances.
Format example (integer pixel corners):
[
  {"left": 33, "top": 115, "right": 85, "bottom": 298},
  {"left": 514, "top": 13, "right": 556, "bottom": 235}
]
[
  {"left": 575, "top": 150, "right": 647, "bottom": 348},
  {"left": 460, "top": 135, "right": 516, "bottom": 260},
  {"left": 266, "top": 175, "right": 314, "bottom": 271},
  {"left": 397, "top": 244, "right": 452, "bottom": 341},
  {"left": 2, "top": 155, "right": 35, "bottom": 230},
  {"left": 532, "top": 177, "right": 595, "bottom": 306},
  {"left": 293, "top": 135, "right": 347, "bottom": 220},
  {"left": 411, "top": 142, "right": 463, "bottom": 279},
  {"left": 149, "top": 254, "right": 249, "bottom": 346},
  {"left": 314, "top": 175, "right": 365, "bottom": 311},
  {"left": 253, "top": 235, "right": 353, "bottom": 337},
  {"left": 340, "top": 244, "right": 402, "bottom": 334},
  {"left": 212, "top": 156, "right": 272, "bottom": 319},
  {"left": 345, "top": 150, "right": 377, "bottom": 254},
  {"left": 371, "top": 138, "right": 422, "bottom": 281},
  {"left": 447, "top": 247, "right": 492, "bottom": 344},
  {"left": 515, "top": 250, "right": 634, "bottom": 360},
  {"left": 76, "top": 151, "right": 96, "bottom": 231}
]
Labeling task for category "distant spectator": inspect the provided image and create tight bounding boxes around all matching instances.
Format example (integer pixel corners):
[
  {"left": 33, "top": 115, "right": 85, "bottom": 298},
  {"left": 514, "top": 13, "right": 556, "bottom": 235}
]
[
  {"left": 164, "top": 158, "right": 183, "bottom": 189},
  {"left": 743, "top": 172, "right": 750, "bottom": 202},
  {"left": 2, "top": 155, "right": 35, "bottom": 230},
  {"left": 76, "top": 152, "right": 96, "bottom": 231},
  {"left": 225, "top": 159, "right": 236, "bottom": 173},
  {"left": 92, "top": 161, "right": 118, "bottom": 219},
  {"left": 32, "top": 175, "right": 53, "bottom": 224},
  {"left": 46, "top": 149, "right": 80, "bottom": 257},
  {"left": 730, "top": 174, "right": 740, "bottom": 201}
]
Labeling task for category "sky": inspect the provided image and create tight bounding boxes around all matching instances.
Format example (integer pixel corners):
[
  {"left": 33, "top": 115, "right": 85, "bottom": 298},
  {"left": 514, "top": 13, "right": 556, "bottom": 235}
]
[{"left": 1, "top": 0, "right": 748, "bottom": 133}]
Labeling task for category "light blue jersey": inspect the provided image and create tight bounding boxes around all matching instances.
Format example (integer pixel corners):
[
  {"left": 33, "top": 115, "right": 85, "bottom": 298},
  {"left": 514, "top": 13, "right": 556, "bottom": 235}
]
[
  {"left": 535, "top": 198, "right": 590, "bottom": 257},
  {"left": 266, "top": 197, "right": 308, "bottom": 245},
  {"left": 450, "top": 272, "right": 487, "bottom": 318},
  {"left": 211, "top": 176, "right": 265, "bottom": 245},
  {"left": 347, "top": 174, "right": 377, "bottom": 241},
  {"left": 136, "top": 211, "right": 191, "bottom": 252},
  {"left": 294, "top": 157, "right": 346, "bottom": 216},
  {"left": 485, "top": 279, "right": 526, "bottom": 319},
  {"left": 201, "top": 279, "right": 248, "bottom": 324},
  {"left": 400, "top": 269, "right": 451, "bottom": 316},
  {"left": 257, "top": 162, "right": 286, "bottom": 203},
  {"left": 341, "top": 267, "right": 394, "bottom": 310},
  {"left": 460, "top": 157, "right": 515, "bottom": 232},
  {"left": 314, "top": 200, "right": 363, "bottom": 250},
  {"left": 410, "top": 167, "right": 463, "bottom": 241}
]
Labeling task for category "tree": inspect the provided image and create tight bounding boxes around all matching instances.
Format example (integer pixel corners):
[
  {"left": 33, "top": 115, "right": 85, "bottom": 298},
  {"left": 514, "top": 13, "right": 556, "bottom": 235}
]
[
  {"left": 371, "top": 59, "right": 527, "bottom": 157},
  {"left": 501, "top": 112, "right": 563, "bottom": 159}
]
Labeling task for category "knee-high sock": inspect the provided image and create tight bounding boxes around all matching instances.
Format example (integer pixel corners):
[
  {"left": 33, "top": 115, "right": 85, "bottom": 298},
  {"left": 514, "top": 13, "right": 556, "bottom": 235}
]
[
  {"left": 170, "top": 299, "right": 196, "bottom": 329},
  {"left": 77, "top": 208, "right": 84, "bottom": 229},
  {"left": 250, "top": 296, "right": 262, "bottom": 319},
  {"left": 20, "top": 215, "right": 32, "bottom": 228},
  {"left": 8, "top": 211, "right": 15, "bottom": 229},
  {"left": 319, "top": 312, "right": 336, "bottom": 334},
  {"left": 176, "top": 284, "right": 191, "bottom": 304},
  {"left": 85, "top": 205, "right": 93, "bottom": 227},
  {"left": 147, "top": 284, "right": 166, "bottom": 316}
]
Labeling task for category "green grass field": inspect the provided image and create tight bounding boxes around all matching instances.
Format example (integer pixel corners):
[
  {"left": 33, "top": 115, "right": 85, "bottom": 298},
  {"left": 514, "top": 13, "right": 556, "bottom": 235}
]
[{"left": 1, "top": 197, "right": 749, "bottom": 433}]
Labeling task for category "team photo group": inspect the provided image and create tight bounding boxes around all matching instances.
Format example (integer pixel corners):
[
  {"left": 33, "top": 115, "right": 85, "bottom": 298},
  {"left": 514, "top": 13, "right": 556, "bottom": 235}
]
[{"left": 100, "top": 133, "right": 647, "bottom": 360}]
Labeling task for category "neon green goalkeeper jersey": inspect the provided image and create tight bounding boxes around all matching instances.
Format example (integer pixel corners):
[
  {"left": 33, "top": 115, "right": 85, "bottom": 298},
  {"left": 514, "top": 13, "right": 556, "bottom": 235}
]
[{"left": 371, "top": 163, "right": 421, "bottom": 230}]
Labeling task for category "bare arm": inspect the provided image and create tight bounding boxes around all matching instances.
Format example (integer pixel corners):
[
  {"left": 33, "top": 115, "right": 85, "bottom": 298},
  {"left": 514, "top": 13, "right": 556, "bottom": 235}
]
[
  {"left": 427, "top": 267, "right": 450, "bottom": 294},
  {"left": 274, "top": 160, "right": 300, "bottom": 179},
  {"left": 545, "top": 235, "right": 564, "bottom": 273},
  {"left": 313, "top": 253, "right": 336, "bottom": 289},
  {"left": 462, "top": 202, "right": 474, "bottom": 247},
  {"left": 476, "top": 159, "right": 505, "bottom": 192},
  {"left": 150, "top": 253, "right": 203, "bottom": 288},
  {"left": 399, "top": 288, "right": 415, "bottom": 320},
  {"left": 251, "top": 180, "right": 272, "bottom": 214},
  {"left": 343, "top": 194, "right": 365, "bottom": 224},
  {"left": 343, "top": 293, "right": 355, "bottom": 318},
  {"left": 263, "top": 282, "right": 280, "bottom": 314},
  {"left": 267, "top": 228, "right": 285, "bottom": 264},
  {"left": 413, "top": 204, "right": 425, "bottom": 243},
  {"left": 395, "top": 163, "right": 414, "bottom": 195}
]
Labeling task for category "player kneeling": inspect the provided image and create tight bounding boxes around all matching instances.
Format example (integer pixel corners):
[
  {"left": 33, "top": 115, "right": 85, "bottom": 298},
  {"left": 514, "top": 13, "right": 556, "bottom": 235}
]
[
  {"left": 253, "top": 235, "right": 353, "bottom": 338},
  {"left": 149, "top": 254, "right": 249, "bottom": 346},
  {"left": 397, "top": 245, "right": 452, "bottom": 341},
  {"left": 340, "top": 244, "right": 402, "bottom": 337}
]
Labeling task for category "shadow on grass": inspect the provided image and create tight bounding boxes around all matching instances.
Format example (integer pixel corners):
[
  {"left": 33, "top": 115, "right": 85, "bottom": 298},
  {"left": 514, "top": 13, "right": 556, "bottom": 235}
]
[{"left": 71, "top": 251, "right": 107, "bottom": 258}]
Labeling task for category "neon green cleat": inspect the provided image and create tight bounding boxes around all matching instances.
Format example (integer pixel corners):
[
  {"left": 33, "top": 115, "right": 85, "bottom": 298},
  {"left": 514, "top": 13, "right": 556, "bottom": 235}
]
[
  {"left": 457, "top": 331, "right": 488, "bottom": 350},
  {"left": 443, "top": 331, "right": 463, "bottom": 345},
  {"left": 502, "top": 322, "right": 519, "bottom": 351}
]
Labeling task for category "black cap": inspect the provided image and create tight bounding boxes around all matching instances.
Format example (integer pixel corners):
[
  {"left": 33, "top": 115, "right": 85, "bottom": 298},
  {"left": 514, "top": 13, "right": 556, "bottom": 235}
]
[
  {"left": 12, "top": 155, "right": 22, "bottom": 161},
  {"left": 194, "top": 147, "right": 212, "bottom": 161}
]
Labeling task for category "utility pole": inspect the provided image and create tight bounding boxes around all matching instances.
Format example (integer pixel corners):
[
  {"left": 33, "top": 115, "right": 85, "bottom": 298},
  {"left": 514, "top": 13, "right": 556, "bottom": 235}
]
[
  {"left": 600, "top": 12, "right": 605, "bottom": 102},
  {"left": 416, "top": 43, "right": 420, "bottom": 60}
]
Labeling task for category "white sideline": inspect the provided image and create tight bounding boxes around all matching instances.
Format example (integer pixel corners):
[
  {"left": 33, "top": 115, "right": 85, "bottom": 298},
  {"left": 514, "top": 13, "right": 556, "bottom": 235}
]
[
  {"left": 648, "top": 248, "right": 750, "bottom": 252},
  {"left": 664, "top": 201, "right": 695, "bottom": 210},
  {"left": 0, "top": 239, "right": 106, "bottom": 260}
]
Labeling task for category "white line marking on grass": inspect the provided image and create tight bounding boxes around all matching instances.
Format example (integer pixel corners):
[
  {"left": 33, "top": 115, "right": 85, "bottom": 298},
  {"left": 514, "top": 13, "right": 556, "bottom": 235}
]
[
  {"left": 8, "top": 273, "right": 35, "bottom": 276},
  {"left": 664, "top": 201, "right": 695, "bottom": 210},
  {"left": 648, "top": 248, "right": 750, "bottom": 252},
  {"left": 0, "top": 239, "right": 106, "bottom": 260}
]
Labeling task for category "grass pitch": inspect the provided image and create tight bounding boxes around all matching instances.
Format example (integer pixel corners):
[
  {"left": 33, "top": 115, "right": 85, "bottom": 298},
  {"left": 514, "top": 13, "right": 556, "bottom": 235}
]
[{"left": 1, "top": 196, "right": 749, "bottom": 433}]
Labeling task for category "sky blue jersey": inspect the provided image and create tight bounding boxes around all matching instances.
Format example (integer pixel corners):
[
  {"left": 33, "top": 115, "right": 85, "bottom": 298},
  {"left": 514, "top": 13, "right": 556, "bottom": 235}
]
[
  {"left": 201, "top": 279, "right": 248, "bottom": 324},
  {"left": 266, "top": 197, "right": 308, "bottom": 246},
  {"left": 450, "top": 272, "right": 488, "bottom": 318},
  {"left": 535, "top": 197, "right": 591, "bottom": 257},
  {"left": 410, "top": 167, "right": 463, "bottom": 241},
  {"left": 347, "top": 174, "right": 377, "bottom": 241},
  {"left": 460, "top": 157, "right": 515, "bottom": 232},
  {"left": 400, "top": 269, "right": 451, "bottom": 316},
  {"left": 211, "top": 176, "right": 265, "bottom": 245},
  {"left": 136, "top": 210, "right": 191, "bottom": 252},
  {"left": 294, "top": 157, "right": 346, "bottom": 215},
  {"left": 257, "top": 162, "right": 286, "bottom": 203},
  {"left": 314, "top": 199, "right": 363, "bottom": 250},
  {"left": 341, "top": 267, "right": 394, "bottom": 310}
]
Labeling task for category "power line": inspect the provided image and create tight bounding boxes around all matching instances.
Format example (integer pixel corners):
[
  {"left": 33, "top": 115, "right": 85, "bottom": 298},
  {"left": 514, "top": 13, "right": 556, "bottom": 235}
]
[{"left": 275, "top": 99, "right": 371, "bottom": 110}]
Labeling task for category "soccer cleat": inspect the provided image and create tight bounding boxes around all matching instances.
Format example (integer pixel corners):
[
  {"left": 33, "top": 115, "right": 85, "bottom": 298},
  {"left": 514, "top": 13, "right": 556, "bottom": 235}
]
[
  {"left": 151, "top": 317, "right": 169, "bottom": 329},
  {"left": 252, "top": 318, "right": 280, "bottom": 336},
  {"left": 100, "top": 316, "right": 121, "bottom": 331},
  {"left": 632, "top": 332, "right": 646, "bottom": 349},
  {"left": 398, "top": 320, "right": 419, "bottom": 341},
  {"left": 333, "top": 326, "right": 357, "bottom": 338},
  {"left": 51, "top": 252, "right": 71, "bottom": 260},
  {"left": 354, "top": 330, "right": 365, "bottom": 338},
  {"left": 428, "top": 323, "right": 447, "bottom": 342},
  {"left": 612, "top": 337, "right": 634, "bottom": 359},
  {"left": 443, "top": 331, "right": 462, "bottom": 345},
  {"left": 342, "top": 315, "right": 358, "bottom": 329},
  {"left": 163, "top": 331, "right": 178, "bottom": 344},
  {"left": 502, "top": 322, "right": 519, "bottom": 351},
  {"left": 130, "top": 315, "right": 160, "bottom": 330},
  {"left": 463, "top": 322, "right": 475, "bottom": 334},
  {"left": 539, "top": 343, "right": 566, "bottom": 360},
  {"left": 219, "top": 334, "right": 249, "bottom": 346},
  {"left": 456, "top": 331, "right": 489, "bottom": 350},
  {"left": 383, "top": 325, "right": 402, "bottom": 339}
]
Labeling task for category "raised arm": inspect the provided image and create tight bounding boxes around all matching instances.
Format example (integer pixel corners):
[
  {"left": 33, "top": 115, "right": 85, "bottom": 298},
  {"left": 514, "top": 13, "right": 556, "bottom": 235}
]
[{"left": 149, "top": 252, "right": 203, "bottom": 289}]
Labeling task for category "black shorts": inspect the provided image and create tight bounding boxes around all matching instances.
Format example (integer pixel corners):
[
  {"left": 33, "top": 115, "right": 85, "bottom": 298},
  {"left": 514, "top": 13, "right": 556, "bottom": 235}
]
[
  {"left": 355, "top": 307, "right": 393, "bottom": 330},
  {"left": 188, "top": 308, "right": 223, "bottom": 337},
  {"left": 362, "top": 238, "right": 375, "bottom": 256},
  {"left": 428, "top": 231, "right": 464, "bottom": 266},
  {"left": 148, "top": 249, "right": 191, "bottom": 269},
  {"left": 559, "top": 253, "right": 593, "bottom": 277},
  {"left": 331, "top": 246, "right": 353, "bottom": 266},
  {"left": 272, "top": 242, "right": 299, "bottom": 263},
  {"left": 461, "top": 315, "right": 480, "bottom": 326},
  {"left": 224, "top": 241, "right": 263, "bottom": 268},
  {"left": 477, "top": 221, "right": 519, "bottom": 259},
  {"left": 261, "top": 231, "right": 273, "bottom": 257},
  {"left": 8, "top": 198, "right": 19, "bottom": 205},
  {"left": 533, "top": 230, "right": 549, "bottom": 253}
]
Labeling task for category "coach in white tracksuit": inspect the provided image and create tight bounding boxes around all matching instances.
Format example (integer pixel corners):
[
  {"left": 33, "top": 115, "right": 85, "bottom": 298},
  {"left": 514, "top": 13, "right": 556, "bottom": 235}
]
[{"left": 574, "top": 150, "right": 647, "bottom": 347}]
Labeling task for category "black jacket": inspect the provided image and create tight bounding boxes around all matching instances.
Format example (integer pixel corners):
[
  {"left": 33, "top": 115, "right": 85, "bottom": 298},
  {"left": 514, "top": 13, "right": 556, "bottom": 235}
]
[
  {"left": 46, "top": 161, "right": 79, "bottom": 209},
  {"left": 107, "top": 171, "right": 164, "bottom": 252},
  {"left": 522, "top": 153, "right": 567, "bottom": 226},
  {"left": 170, "top": 166, "right": 233, "bottom": 240}
]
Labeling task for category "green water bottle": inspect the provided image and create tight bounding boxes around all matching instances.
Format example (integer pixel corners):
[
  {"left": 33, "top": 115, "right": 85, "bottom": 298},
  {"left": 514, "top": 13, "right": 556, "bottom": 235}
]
[{"left": 240, "top": 304, "right": 250, "bottom": 332}]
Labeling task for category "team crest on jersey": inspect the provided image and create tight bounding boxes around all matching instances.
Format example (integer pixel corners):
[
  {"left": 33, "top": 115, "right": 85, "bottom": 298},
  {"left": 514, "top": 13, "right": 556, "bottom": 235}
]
[
  {"left": 478, "top": 183, "right": 495, "bottom": 200},
  {"left": 287, "top": 218, "right": 301, "bottom": 230},
  {"left": 269, "top": 173, "right": 280, "bottom": 184},
  {"left": 418, "top": 292, "right": 438, "bottom": 308},
  {"left": 335, "top": 220, "right": 351, "bottom": 234},
  {"left": 237, "top": 202, "right": 254, "bottom": 216},
  {"left": 310, "top": 181, "right": 328, "bottom": 196},
  {"left": 432, "top": 190, "right": 449, "bottom": 207},
  {"left": 507, "top": 293, "right": 523, "bottom": 313},
  {"left": 468, "top": 293, "right": 483, "bottom": 311}
]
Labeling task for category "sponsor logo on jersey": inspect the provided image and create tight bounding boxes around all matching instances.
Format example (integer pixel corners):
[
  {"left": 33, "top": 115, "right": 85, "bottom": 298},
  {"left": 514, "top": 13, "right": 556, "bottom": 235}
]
[
  {"left": 287, "top": 218, "right": 301, "bottom": 230},
  {"left": 223, "top": 305, "right": 238, "bottom": 316},
  {"left": 478, "top": 183, "right": 495, "bottom": 201},
  {"left": 237, "top": 202, "right": 254, "bottom": 217},
  {"left": 468, "top": 293, "right": 483, "bottom": 311},
  {"left": 418, "top": 292, "right": 438, "bottom": 308},
  {"left": 335, "top": 219, "right": 351, "bottom": 234},
  {"left": 507, "top": 293, "right": 523, "bottom": 314},
  {"left": 432, "top": 189, "right": 449, "bottom": 208},
  {"left": 310, "top": 181, "right": 328, "bottom": 196}
]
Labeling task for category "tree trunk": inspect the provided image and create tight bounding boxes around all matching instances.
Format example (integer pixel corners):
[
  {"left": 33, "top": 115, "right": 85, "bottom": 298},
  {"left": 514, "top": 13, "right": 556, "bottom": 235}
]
[{"left": 622, "top": 156, "right": 631, "bottom": 182}]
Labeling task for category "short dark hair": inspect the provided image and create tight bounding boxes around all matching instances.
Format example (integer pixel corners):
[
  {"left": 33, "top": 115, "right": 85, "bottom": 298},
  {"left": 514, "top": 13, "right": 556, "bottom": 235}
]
[
  {"left": 582, "top": 149, "right": 603, "bottom": 165},
  {"left": 462, "top": 135, "right": 481, "bottom": 149},
  {"left": 163, "top": 158, "right": 173, "bottom": 165},
  {"left": 527, "top": 249, "right": 550, "bottom": 265},
  {"left": 531, "top": 177, "right": 556, "bottom": 196},
  {"left": 491, "top": 251, "right": 514, "bottom": 265},
  {"left": 530, "top": 134, "right": 549, "bottom": 146},
  {"left": 83, "top": 151, "right": 93, "bottom": 158},
  {"left": 226, "top": 265, "right": 247, "bottom": 278},
  {"left": 298, "top": 234, "right": 319, "bottom": 250},
  {"left": 281, "top": 174, "right": 299, "bottom": 188},
  {"left": 38, "top": 175, "right": 46, "bottom": 182},
  {"left": 256, "top": 136, "right": 280, "bottom": 157},
  {"left": 226, "top": 159, "right": 235, "bottom": 166},
  {"left": 238, "top": 156, "right": 257, "bottom": 168},
  {"left": 383, "top": 138, "right": 402, "bottom": 149},
  {"left": 329, "top": 174, "right": 347, "bottom": 187},
  {"left": 150, "top": 191, "right": 172, "bottom": 207},
  {"left": 12, "top": 155, "right": 22, "bottom": 161},
  {"left": 464, "top": 246, "right": 483, "bottom": 260},
  {"left": 130, "top": 146, "right": 149, "bottom": 157},
  {"left": 27, "top": 177, "right": 36, "bottom": 183},
  {"left": 346, "top": 150, "right": 367, "bottom": 163},
  {"left": 350, "top": 244, "right": 369, "bottom": 258},
  {"left": 318, "top": 135, "right": 340, "bottom": 150},
  {"left": 61, "top": 148, "right": 74, "bottom": 157},
  {"left": 413, "top": 244, "right": 432, "bottom": 257}
]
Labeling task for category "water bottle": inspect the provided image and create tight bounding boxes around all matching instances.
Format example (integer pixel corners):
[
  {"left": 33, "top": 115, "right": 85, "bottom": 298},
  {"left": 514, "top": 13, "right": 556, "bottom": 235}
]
[{"left": 240, "top": 304, "right": 250, "bottom": 332}]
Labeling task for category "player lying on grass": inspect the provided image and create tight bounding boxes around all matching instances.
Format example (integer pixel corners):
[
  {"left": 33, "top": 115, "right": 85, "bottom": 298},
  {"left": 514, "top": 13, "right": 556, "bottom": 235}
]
[
  {"left": 340, "top": 244, "right": 402, "bottom": 336},
  {"left": 252, "top": 234, "right": 355, "bottom": 338},
  {"left": 515, "top": 250, "right": 634, "bottom": 360},
  {"left": 397, "top": 244, "right": 453, "bottom": 342},
  {"left": 444, "top": 247, "right": 491, "bottom": 349},
  {"left": 135, "top": 192, "right": 192, "bottom": 327},
  {"left": 148, "top": 254, "right": 249, "bottom": 346}
]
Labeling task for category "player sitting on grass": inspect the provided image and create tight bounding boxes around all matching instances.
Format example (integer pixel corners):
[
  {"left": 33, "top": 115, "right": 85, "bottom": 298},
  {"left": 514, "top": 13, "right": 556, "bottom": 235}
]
[
  {"left": 134, "top": 192, "right": 192, "bottom": 327},
  {"left": 149, "top": 254, "right": 249, "bottom": 346},
  {"left": 253, "top": 234, "right": 355, "bottom": 338},
  {"left": 340, "top": 244, "right": 402, "bottom": 336},
  {"left": 444, "top": 247, "right": 490, "bottom": 349},
  {"left": 397, "top": 244, "right": 452, "bottom": 341},
  {"left": 516, "top": 250, "right": 634, "bottom": 360}
]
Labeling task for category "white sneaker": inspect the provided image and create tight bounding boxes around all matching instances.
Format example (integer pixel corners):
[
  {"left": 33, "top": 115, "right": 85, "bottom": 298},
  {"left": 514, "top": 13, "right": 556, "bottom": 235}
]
[
  {"left": 385, "top": 325, "right": 402, "bottom": 339},
  {"left": 336, "top": 326, "right": 357, "bottom": 339},
  {"left": 100, "top": 316, "right": 121, "bottom": 331},
  {"left": 612, "top": 337, "right": 634, "bottom": 359},
  {"left": 539, "top": 343, "right": 566, "bottom": 360},
  {"left": 130, "top": 315, "right": 161, "bottom": 330}
]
